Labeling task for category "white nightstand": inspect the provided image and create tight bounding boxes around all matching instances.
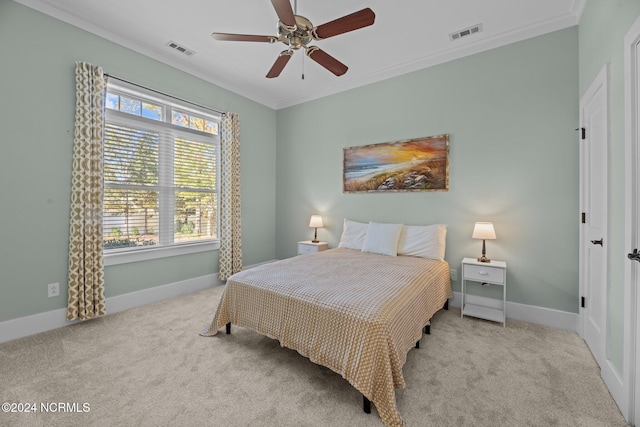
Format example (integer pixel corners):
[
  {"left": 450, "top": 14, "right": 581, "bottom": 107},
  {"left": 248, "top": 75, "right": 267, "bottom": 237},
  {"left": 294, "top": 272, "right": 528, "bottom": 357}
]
[
  {"left": 461, "top": 257, "right": 507, "bottom": 326},
  {"left": 298, "top": 241, "right": 328, "bottom": 255}
]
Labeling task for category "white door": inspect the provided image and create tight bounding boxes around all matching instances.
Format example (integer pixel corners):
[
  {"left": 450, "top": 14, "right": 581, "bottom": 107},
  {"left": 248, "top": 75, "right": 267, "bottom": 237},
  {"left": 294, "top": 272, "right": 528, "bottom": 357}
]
[
  {"left": 633, "top": 38, "right": 640, "bottom": 427},
  {"left": 635, "top": 41, "right": 640, "bottom": 421},
  {"left": 579, "top": 65, "right": 609, "bottom": 370},
  {"left": 626, "top": 23, "right": 640, "bottom": 426}
]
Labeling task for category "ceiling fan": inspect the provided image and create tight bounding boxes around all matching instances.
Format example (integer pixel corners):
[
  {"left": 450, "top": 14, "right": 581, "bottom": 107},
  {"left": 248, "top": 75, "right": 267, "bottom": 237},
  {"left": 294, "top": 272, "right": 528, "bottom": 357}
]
[{"left": 211, "top": 0, "right": 375, "bottom": 78}]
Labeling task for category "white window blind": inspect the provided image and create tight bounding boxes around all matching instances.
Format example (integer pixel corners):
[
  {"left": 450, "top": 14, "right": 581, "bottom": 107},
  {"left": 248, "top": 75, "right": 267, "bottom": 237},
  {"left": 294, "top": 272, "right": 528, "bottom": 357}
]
[{"left": 103, "top": 81, "right": 220, "bottom": 259}]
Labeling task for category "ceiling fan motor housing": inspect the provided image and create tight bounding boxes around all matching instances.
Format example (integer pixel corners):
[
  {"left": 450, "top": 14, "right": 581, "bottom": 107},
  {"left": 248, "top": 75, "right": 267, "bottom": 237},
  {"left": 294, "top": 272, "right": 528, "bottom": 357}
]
[{"left": 278, "top": 15, "right": 313, "bottom": 49}]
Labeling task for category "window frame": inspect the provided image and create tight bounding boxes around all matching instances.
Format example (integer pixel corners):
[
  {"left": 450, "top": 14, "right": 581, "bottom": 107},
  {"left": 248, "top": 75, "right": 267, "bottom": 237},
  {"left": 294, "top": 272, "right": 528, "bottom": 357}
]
[{"left": 103, "top": 81, "right": 221, "bottom": 266}]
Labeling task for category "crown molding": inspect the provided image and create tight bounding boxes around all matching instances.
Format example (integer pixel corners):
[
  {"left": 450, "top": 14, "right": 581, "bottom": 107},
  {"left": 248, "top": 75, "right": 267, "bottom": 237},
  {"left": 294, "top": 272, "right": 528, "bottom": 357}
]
[
  {"left": 12, "top": 0, "right": 280, "bottom": 108},
  {"left": 274, "top": 9, "right": 583, "bottom": 109},
  {"left": 13, "top": 0, "right": 585, "bottom": 111}
]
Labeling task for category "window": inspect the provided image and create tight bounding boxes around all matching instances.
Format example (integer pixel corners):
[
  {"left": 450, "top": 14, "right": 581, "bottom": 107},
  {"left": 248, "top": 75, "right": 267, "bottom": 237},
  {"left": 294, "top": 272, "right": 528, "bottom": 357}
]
[{"left": 103, "top": 81, "right": 220, "bottom": 264}]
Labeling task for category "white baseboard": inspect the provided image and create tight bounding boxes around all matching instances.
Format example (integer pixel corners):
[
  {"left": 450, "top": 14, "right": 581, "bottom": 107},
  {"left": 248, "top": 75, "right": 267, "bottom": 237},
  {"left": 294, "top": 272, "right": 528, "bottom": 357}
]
[
  {"left": 107, "top": 273, "right": 223, "bottom": 313},
  {"left": 449, "top": 292, "right": 578, "bottom": 332},
  {"left": 601, "top": 358, "right": 627, "bottom": 420},
  {"left": 0, "top": 260, "right": 280, "bottom": 345},
  {"left": 1, "top": 263, "right": 576, "bottom": 344},
  {"left": 0, "top": 273, "right": 223, "bottom": 344}
]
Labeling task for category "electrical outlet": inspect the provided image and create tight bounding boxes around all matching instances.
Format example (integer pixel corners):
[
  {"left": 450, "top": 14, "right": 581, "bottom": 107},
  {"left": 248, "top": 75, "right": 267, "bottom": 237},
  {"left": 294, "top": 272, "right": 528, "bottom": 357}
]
[
  {"left": 47, "top": 282, "right": 60, "bottom": 298},
  {"left": 450, "top": 269, "right": 457, "bottom": 281}
]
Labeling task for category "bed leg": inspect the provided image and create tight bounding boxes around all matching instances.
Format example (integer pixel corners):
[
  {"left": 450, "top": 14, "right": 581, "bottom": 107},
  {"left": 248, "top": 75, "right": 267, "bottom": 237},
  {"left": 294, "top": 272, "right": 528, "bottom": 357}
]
[
  {"left": 363, "top": 396, "right": 371, "bottom": 414},
  {"left": 226, "top": 323, "right": 231, "bottom": 335},
  {"left": 415, "top": 340, "right": 420, "bottom": 349},
  {"left": 424, "top": 324, "right": 431, "bottom": 335},
  {"left": 444, "top": 299, "right": 449, "bottom": 310}
]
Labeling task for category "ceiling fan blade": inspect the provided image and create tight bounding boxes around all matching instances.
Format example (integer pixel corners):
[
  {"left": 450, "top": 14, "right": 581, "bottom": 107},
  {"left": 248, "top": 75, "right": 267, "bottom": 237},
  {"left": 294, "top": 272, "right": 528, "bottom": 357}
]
[
  {"left": 212, "top": 33, "right": 276, "bottom": 43},
  {"left": 270, "top": 0, "right": 297, "bottom": 29},
  {"left": 313, "top": 8, "right": 375, "bottom": 40},
  {"left": 266, "top": 51, "right": 293, "bottom": 78},
  {"left": 306, "top": 47, "right": 348, "bottom": 76}
]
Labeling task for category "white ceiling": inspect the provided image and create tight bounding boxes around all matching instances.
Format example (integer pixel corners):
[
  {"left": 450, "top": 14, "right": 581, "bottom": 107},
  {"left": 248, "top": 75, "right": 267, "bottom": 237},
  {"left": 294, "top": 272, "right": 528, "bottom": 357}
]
[{"left": 15, "top": 0, "right": 585, "bottom": 110}]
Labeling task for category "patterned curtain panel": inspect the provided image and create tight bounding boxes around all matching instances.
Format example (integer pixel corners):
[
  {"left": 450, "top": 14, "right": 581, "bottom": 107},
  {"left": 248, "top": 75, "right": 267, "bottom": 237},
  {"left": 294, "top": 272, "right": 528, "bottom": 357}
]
[
  {"left": 67, "top": 62, "right": 107, "bottom": 321},
  {"left": 218, "top": 113, "right": 243, "bottom": 281}
]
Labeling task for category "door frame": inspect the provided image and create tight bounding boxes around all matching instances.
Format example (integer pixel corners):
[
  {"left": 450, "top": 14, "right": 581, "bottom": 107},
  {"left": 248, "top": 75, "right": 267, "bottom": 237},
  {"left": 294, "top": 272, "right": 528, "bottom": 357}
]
[{"left": 623, "top": 14, "right": 640, "bottom": 426}]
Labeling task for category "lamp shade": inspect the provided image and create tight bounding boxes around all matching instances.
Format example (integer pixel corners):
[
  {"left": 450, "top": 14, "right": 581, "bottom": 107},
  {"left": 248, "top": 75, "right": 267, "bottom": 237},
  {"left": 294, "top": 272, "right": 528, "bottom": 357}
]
[
  {"left": 472, "top": 222, "right": 496, "bottom": 240},
  {"left": 309, "top": 215, "right": 324, "bottom": 228}
]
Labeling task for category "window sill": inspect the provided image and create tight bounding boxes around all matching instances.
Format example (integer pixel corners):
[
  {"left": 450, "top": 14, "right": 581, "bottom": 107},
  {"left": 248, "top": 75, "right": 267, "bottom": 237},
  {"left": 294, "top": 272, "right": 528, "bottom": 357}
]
[{"left": 104, "top": 240, "right": 220, "bottom": 266}]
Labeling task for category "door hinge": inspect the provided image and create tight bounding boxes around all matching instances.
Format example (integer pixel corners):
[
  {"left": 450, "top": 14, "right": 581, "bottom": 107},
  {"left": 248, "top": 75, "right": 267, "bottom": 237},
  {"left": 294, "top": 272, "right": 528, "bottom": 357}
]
[
  {"left": 581, "top": 296, "right": 586, "bottom": 308},
  {"left": 581, "top": 212, "right": 586, "bottom": 224},
  {"left": 575, "top": 127, "right": 586, "bottom": 140}
]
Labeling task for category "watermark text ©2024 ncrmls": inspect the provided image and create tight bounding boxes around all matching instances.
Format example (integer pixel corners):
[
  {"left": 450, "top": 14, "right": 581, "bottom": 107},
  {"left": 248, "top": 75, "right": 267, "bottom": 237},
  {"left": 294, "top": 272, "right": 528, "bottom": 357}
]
[{"left": 2, "top": 402, "right": 90, "bottom": 413}]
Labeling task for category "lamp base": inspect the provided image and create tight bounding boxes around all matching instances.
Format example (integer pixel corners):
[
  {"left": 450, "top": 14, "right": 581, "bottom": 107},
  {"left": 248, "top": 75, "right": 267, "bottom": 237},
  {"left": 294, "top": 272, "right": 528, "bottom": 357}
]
[
  {"left": 311, "top": 239, "right": 319, "bottom": 243},
  {"left": 477, "top": 239, "right": 491, "bottom": 262}
]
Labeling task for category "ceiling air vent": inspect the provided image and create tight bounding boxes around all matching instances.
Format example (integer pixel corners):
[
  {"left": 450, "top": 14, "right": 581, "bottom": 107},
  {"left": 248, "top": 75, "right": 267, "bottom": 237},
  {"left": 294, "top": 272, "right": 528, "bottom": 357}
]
[
  {"left": 449, "top": 24, "right": 482, "bottom": 42},
  {"left": 166, "top": 40, "right": 196, "bottom": 56}
]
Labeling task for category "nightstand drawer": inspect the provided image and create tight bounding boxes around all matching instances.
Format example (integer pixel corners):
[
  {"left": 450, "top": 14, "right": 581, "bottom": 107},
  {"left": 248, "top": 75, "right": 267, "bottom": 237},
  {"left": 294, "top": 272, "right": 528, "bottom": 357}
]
[
  {"left": 298, "top": 244, "right": 317, "bottom": 255},
  {"left": 297, "top": 241, "right": 328, "bottom": 255},
  {"left": 463, "top": 263, "right": 505, "bottom": 284}
]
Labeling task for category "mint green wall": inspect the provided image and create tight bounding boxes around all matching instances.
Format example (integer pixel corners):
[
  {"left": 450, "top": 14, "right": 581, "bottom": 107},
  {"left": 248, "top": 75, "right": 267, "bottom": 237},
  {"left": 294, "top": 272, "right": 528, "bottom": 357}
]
[
  {"left": 275, "top": 28, "right": 579, "bottom": 313},
  {"left": 0, "top": 1, "right": 277, "bottom": 322},
  {"left": 579, "top": 0, "right": 640, "bottom": 374},
  {"left": 3, "top": 0, "right": 629, "bottom": 354}
]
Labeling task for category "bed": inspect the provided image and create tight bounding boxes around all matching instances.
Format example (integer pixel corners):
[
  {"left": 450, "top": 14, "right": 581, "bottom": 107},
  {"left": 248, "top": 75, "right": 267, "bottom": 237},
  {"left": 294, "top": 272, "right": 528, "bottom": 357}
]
[{"left": 202, "top": 221, "right": 452, "bottom": 427}]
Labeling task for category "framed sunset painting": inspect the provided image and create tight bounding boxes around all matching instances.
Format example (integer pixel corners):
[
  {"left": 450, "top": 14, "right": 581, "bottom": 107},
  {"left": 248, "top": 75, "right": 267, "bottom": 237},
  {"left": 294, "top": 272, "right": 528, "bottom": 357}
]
[{"left": 343, "top": 134, "right": 449, "bottom": 193}]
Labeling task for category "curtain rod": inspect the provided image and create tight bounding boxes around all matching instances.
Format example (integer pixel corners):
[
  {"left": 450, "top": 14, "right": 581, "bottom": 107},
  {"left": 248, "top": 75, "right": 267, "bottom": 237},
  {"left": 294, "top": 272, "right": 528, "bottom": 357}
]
[{"left": 104, "top": 73, "right": 226, "bottom": 116}]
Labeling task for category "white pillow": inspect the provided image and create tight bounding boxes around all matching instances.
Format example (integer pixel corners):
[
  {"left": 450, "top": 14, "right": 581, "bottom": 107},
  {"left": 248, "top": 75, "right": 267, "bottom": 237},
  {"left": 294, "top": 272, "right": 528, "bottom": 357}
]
[
  {"left": 338, "top": 219, "right": 369, "bottom": 250},
  {"left": 397, "top": 224, "right": 447, "bottom": 261},
  {"left": 361, "top": 222, "right": 404, "bottom": 257}
]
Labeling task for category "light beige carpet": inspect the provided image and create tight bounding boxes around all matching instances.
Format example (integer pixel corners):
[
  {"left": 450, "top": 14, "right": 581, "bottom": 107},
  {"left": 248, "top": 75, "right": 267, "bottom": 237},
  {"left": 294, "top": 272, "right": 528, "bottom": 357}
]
[{"left": 0, "top": 285, "right": 628, "bottom": 427}]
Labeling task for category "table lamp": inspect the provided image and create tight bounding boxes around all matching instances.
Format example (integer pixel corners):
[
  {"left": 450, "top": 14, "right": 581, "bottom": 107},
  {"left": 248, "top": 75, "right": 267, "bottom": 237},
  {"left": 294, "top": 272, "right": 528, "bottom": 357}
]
[
  {"left": 309, "top": 215, "right": 323, "bottom": 243},
  {"left": 472, "top": 222, "right": 496, "bottom": 263}
]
